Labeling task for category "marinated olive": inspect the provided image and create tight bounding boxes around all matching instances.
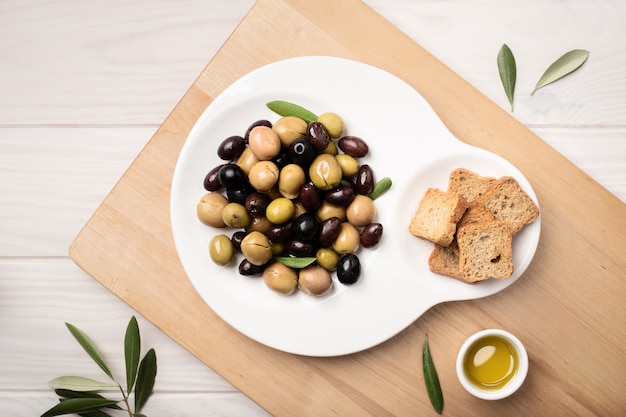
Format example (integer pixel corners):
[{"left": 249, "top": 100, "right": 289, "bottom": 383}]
[
  {"left": 355, "top": 164, "right": 375, "bottom": 195},
  {"left": 337, "top": 253, "right": 361, "bottom": 285},
  {"left": 316, "top": 201, "right": 346, "bottom": 222},
  {"left": 221, "top": 202, "right": 251, "bottom": 229},
  {"left": 236, "top": 147, "right": 259, "bottom": 176},
  {"left": 263, "top": 262, "right": 298, "bottom": 295},
  {"left": 209, "top": 234, "right": 234, "bottom": 266},
  {"left": 316, "top": 247, "right": 340, "bottom": 271},
  {"left": 272, "top": 116, "right": 307, "bottom": 147},
  {"left": 317, "top": 216, "right": 342, "bottom": 247},
  {"left": 197, "top": 192, "right": 228, "bottom": 228},
  {"left": 299, "top": 182, "right": 322, "bottom": 212},
  {"left": 317, "top": 112, "right": 344, "bottom": 138},
  {"left": 203, "top": 164, "right": 225, "bottom": 191},
  {"left": 248, "top": 126, "right": 282, "bottom": 161},
  {"left": 292, "top": 212, "right": 319, "bottom": 241},
  {"left": 267, "top": 222, "right": 293, "bottom": 243},
  {"left": 226, "top": 181, "right": 254, "bottom": 205},
  {"left": 360, "top": 223, "right": 383, "bottom": 248},
  {"left": 265, "top": 197, "right": 295, "bottom": 224},
  {"left": 244, "top": 119, "right": 272, "bottom": 142},
  {"left": 231, "top": 230, "right": 247, "bottom": 252},
  {"left": 217, "top": 135, "right": 246, "bottom": 160},
  {"left": 298, "top": 266, "right": 332, "bottom": 296},
  {"left": 346, "top": 195, "right": 376, "bottom": 227},
  {"left": 289, "top": 138, "right": 316, "bottom": 167},
  {"left": 324, "top": 183, "right": 355, "bottom": 206},
  {"left": 332, "top": 222, "right": 361, "bottom": 254},
  {"left": 338, "top": 135, "right": 369, "bottom": 158},
  {"left": 309, "top": 154, "right": 343, "bottom": 191},
  {"left": 306, "top": 121, "right": 330, "bottom": 152},
  {"left": 335, "top": 153, "right": 359, "bottom": 177},
  {"left": 248, "top": 160, "right": 279, "bottom": 192},
  {"left": 218, "top": 163, "right": 246, "bottom": 188},
  {"left": 278, "top": 163, "right": 306, "bottom": 199},
  {"left": 240, "top": 231, "right": 273, "bottom": 266},
  {"left": 286, "top": 238, "right": 315, "bottom": 257},
  {"left": 238, "top": 258, "right": 266, "bottom": 276}
]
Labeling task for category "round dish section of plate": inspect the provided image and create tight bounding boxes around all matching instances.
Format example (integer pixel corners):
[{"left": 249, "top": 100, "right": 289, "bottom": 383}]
[{"left": 170, "top": 56, "right": 541, "bottom": 357}]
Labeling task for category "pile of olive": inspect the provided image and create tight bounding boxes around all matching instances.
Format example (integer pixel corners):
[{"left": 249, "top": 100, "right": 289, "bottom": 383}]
[{"left": 196, "top": 108, "right": 388, "bottom": 296}]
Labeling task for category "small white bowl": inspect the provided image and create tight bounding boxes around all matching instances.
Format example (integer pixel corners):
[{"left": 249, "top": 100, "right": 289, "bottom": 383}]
[{"left": 456, "top": 329, "right": 528, "bottom": 400}]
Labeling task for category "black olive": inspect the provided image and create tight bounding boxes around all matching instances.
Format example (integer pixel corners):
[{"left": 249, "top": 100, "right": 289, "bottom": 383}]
[
  {"left": 238, "top": 258, "right": 266, "bottom": 276},
  {"left": 286, "top": 238, "right": 315, "bottom": 257},
  {"left": 218, "top": 163, "right": 246, "bottom": 188},
  {"left": 292, "top": 213, "right": 319, "bottom": 241},
  {"left": 337, "top": 254, "right": 360, "bottom": 284},
  {"left": 231, "top": 230, "right": 247, "bottom": 253},
  {"left": 203, "top": 164, "right": 225, "bottom": 191},
  {"left": 289, "top": 138, "right": 316, "bottom": 167},
  {"left": 226, "top": 181, "right": 254, "bottom": 205},
  {"left": 217, "top": 135, "right": 246, "bottom": 160}
]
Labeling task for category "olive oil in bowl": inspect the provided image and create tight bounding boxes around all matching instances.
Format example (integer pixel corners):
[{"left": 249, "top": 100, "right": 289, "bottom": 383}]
[{"left": 456, "top": 329, "right": 528, "bottom": 400}]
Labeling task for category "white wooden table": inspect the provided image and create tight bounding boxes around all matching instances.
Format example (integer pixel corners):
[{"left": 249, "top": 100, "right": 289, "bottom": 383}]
[{"left": 1, "top": 1, "right": 624, "bottom": 415}]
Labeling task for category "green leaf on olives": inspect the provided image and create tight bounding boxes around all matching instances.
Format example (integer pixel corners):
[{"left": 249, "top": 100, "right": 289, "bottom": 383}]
[
  {"left": 368, "top": 177, "right": 392, "bottom": 200},
  {"left": 275, "top": 256, "right": 317, "bottom": 269},
  {"left": 266, "top": 100, "right": 318, "bottom": 124}
]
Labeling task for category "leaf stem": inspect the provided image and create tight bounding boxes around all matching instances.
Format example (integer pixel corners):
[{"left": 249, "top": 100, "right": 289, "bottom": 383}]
[{"left": 117, "top": 383, "right": 133, "bottom": 417}]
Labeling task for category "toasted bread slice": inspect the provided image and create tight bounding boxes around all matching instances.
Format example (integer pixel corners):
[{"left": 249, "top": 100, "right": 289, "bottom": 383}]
[
  {"left": 473, "top": 176, "right": 540, "bottom": 234},
  {"left": 409, "top": 188, "right": 468, "bottom": 246},
  {"left": 428, "top": 243, "right": 464, "bottom": 281},
  {"left": 457, "top": 220, "right": 514, "bottom": 282},
  {"left": 457, "top": 203, "right": 496, "bottom": 228},
  {"left": 447, "top": 168, "right": 496, "bottom": 204}
]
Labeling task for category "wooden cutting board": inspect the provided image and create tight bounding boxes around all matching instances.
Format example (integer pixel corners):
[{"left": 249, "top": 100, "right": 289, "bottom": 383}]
[{"left": 69, "top": 0, "right": 626, "bottom": 415}]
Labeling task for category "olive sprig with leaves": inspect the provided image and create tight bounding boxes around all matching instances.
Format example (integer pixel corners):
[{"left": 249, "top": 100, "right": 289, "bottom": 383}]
[{"left": 41, "top": 316, "right": 157, "bottom": 417}]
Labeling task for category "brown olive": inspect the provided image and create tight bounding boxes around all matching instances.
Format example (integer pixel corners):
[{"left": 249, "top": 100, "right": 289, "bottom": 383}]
[
  {"left": 221, "top": 202, "right": 251, "bottom": 228},
  {"left": 286, "top": 238, "right": 315, "bottom": 257},
  {"left": 267, "top": 222, "right": 293, "bottom": 243},
  {"left": 324, "top": 183, "right": 355, "bottom": 206},
  {"left": 317, "top": 217, "right": 342, "bottom": 247},
  {"left": 332, "top": 222, "right": 360, "bottom": 254},
  {"left": 231, "top": 230, "right": 247, "bottom": 252},
  {"left": 298, "top": 266, "right": 332, "bottom": 296},
  {"left": 203, "top": 164, "right": 225, "bottom": 191},
  {"left": 360, "top": 223, "right": 383, "bottom": 248},
  {"left": 316, "top": 201, "right": 346, "bottom": 222},
  {"left": 346, "top": 195, "right": 376, "bottom": 227},
  {"left": 272, "top": 116, "right": 307, "bottom": 147},
  {"left": 263, "top": 262, "right": 298, "bottom": 295},
  {"left": 245, "top": 215, "right": 271, "bottom": 234},
  {"left": 240, "top": 231, "right": 273, "bottom": 266},
  {"left": 306, "top": 121, "right": 330, "bottom": 152},
  {"left": 217, "top": 135, "right": 246, "bottom": 160},
  {"left": 245, "top": 192, "right": 271, "bottom": 216},
  {"left": 197, "top": 192, "right": 229, "bottom": 228},
  {"left": 244, "top": 120, "right": 272, "bottom": 142},
  {"left": 355, "top": 164, "right": 375, "bottom": 195},
  {"left": 309, "top": 154, "right": 342, "bottom": 191},
  {"left": 209, "top": 234, "right": 234, "bottom": 266},
  {"left": 338, "top": 135, "right": 369, "bottom": 157},
  {"left": 236, "top": 147, "right": 259, "bottom": 176},
  {"left": 278, "top": 163, "right": 306, "bottom": 199},
  {"left": 248, "top": 126, "right": 281, "bottom": 160},
  {"left": 299, "top": 182, "right": 322, "bottom": 212},
  {"left": 248, "top": 160, "right": 279, "bottom": 192}
]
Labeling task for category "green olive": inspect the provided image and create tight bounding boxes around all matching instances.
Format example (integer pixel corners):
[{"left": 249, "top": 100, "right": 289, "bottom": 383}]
[
  {"left": 335, "top": 154, "right": 360, "bottom": 177},
  {"left": 248, "top": 126, "right": 281, "bottom": 160},
  {"left": 248, "top": 160, "right": 279, "bottom": 192},
  {"left": 209, "top": 234, "right": 234, "bottom": 266},
  {"left": 321, "top": 139, "right": 338, "bottom": 155},
  {"left": 298, "top": 266, "right": 332, "bottom": 296},
  {"left": 266, "top": 197, "right": 295, "bottom": 224},
  {"left": 317, "top": 112, "right": 344, "bottom": 138},
  {"left": 309, "top": 154, "right": 343, "bottom": 191},
  {"left": 332, "top": 222, "right": 360, "bottom": 254},
  {"left": 221, "top": 202, "right": 251, "bottom": 228},
  {"left": 263, "top": 261, "right": 298, "bottom": 295},
  {"left": 316, "top": 247, "right": 340, "bottom": 271},
  {"left": 240, "top": 231, "right": 273, "bottom": 266},
  {"left": 236, "top": 147, "right": 259, "bottom": 176},
  {"left": 346, "top": 194, "right": 376, "bottom": 227},
  {"left": 197, "top": 192, "right": 229, "bottom": 228},
  {"left": 272, "top": 116, "right": 307, "bottom": 147},
  {"left": 316, "top": 200, "right": 346, "bottom": 222},
  {"left": 278, "top": 163, "right": 306, "bottom": 199}
]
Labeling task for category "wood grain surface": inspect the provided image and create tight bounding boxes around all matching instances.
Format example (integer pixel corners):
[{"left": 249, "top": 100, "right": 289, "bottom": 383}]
[{"left": 67, "top": 0, "right": 626, "bottom": 416}]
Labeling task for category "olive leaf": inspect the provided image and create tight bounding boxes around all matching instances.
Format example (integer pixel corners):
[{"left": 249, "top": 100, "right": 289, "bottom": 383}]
[
  {"left": 134, "top": 348, "right": 157, "bottom": 413},
  {"left": 48, "top": 376, "right": 117, "bottom": 392},
  {"left": 266, "top": 100, "right": 318, "bottom": 123},
  {"left": 531, "top": 49, "right": 590, "bottom": 95},
  {"left": 54, "top": 389, "right": 122, "bottom": 410},
  {"left": 65, "top": 323, "right": 114, "bottom": 380},
  {"left": 124, "top": 316, "right": 141, "bottom": 394},
  {"left": 423, "top": 337, "right": 443, "bottom": 414},
  {"left": 41, "top": 398, "right": 120, "bottom": 417},
  {"left": 275, "top": 256, "right": 316, "bottom": 268},
  {"left": 368, "top": 177, "right": 392, "bottom": 200},
  {"left": 497, "top": 44, "right": 517, "bottom": 111}
]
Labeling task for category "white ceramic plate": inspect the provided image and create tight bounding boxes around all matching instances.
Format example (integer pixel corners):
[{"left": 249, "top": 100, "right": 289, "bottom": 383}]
[{"left": 170, "top": 56, "right": 541, "bottom": 357}]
